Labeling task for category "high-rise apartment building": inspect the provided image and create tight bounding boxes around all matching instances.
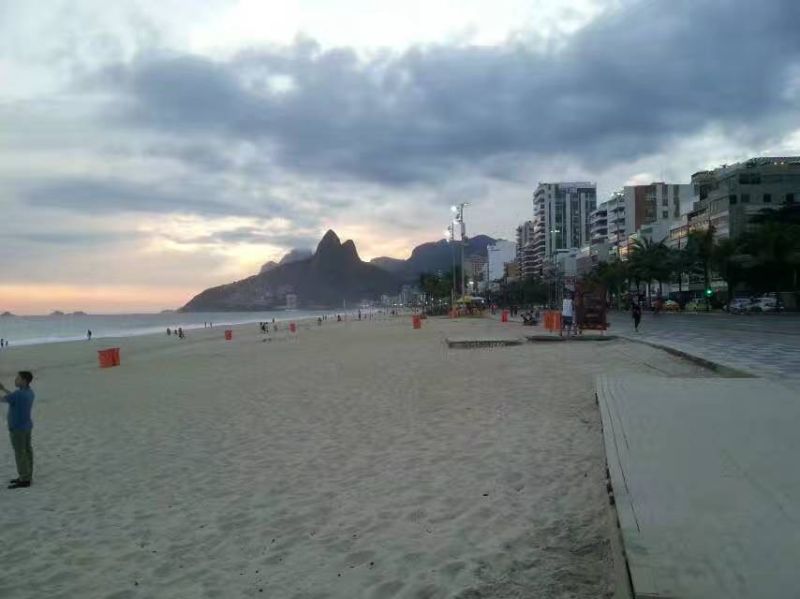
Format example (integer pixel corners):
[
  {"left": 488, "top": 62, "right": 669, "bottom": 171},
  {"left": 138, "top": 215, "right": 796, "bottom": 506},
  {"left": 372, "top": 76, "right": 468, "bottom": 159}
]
[
  {"left": 515, "top": 220, "right": 536, "bottom": 279},
  {"left": 593, "top": 183, "right": 692, "bottom": 255},
  {"left": 688, "top": 157, "right": 800, "bottom": 239},
  {"left": 487, "top": 240, "right": 516, "bottom": 282},
  {"left": 531, "top": 182, "right": 596, "bottom": 277}
]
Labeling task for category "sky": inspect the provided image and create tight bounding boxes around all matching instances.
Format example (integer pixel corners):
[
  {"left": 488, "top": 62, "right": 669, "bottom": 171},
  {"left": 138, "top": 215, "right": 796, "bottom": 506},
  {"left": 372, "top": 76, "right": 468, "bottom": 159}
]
[{"left": 1, "top": 0, "right": 799, "bottom": 313}]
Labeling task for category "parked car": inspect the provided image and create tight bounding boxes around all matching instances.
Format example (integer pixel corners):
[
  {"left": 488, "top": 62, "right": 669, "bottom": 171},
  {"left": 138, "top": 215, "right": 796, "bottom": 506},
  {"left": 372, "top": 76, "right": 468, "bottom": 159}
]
[
  {"left": 684, "top": 299, "right": 705, "bottom": 311},
  {"left": 728, "top": 297, "right": 752, "bottom": 314},
  {"left": 751, "top": 296, "right": 783, "bottom": 312},
  {"left": 663, "top": 299, "right": 681, "bottom": 312}
]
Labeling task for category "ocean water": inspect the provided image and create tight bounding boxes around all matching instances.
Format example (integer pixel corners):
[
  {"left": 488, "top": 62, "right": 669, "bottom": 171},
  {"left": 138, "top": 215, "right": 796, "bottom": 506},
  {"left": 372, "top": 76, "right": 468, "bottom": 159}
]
[{"left": 0, "top": 310, "right": 367, "bottom": 347}]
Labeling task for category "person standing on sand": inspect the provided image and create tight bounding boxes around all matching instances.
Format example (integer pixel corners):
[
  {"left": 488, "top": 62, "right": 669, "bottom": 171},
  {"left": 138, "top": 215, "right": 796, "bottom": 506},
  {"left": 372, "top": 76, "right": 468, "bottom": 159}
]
[
  {"left": 632, "top": 303, "right": 642, "bottom": 332},
  {"left": 0, "top": 371, "right": 35, "bottom": 489},
  {"left": 87, "top": 329, "right": 92, "bottom": 340}
]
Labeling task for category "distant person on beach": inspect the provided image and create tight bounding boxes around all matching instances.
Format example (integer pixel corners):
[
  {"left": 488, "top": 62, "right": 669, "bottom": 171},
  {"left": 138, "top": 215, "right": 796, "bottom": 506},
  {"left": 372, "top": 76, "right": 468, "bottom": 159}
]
[
  {"left": 167, "top": 328, "right": 171, "bottom": 336},
  {"left": 561, "top": 293, "right": 575, "bottom": 337},
  {"left": 632, "top": 303, "right": 642, "bottom": 332},
  {"left": 87, "top": 330, "right": 92, "bottom": 340},
  {"left": 0, "top": 339, "right": 4, "bottom": 348},
  {"left": 178, "top": 327, "right": 184, "bottom": 339},
  {"left": 0, "top": 371, "right": 35, "bottom": 489}
]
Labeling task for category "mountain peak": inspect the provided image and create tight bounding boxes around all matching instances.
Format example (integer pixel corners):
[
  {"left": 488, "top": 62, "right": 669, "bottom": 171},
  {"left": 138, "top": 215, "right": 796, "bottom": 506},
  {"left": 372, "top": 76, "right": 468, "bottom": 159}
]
[
  {"left": 341, "top": 239, "right": 360, "bottom": 261},
  {"left": 316, "top": 230, "right": 342, "bottom": 254}
]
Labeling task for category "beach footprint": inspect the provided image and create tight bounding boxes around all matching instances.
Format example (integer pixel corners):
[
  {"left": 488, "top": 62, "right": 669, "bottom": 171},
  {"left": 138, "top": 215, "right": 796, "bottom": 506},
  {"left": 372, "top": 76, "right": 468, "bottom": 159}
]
[
  {"left": 343, "top": 549, "right": 375, "bottom": 568},
  {"left": 369, "top": 580, "right": 404, "bottom": 598}
]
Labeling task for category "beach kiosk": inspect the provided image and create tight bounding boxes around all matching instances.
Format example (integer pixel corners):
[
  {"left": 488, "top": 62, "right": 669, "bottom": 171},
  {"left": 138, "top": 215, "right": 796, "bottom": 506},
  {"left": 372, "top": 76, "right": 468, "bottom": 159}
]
[{"left": 454, "top": 295, "right": 487, "bottom": 317}]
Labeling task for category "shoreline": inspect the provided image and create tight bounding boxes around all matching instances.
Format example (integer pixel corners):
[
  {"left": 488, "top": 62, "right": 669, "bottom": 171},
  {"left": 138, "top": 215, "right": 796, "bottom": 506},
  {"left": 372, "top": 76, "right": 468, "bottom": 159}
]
[{"left": 0, "top": 309, "right": 388, "bottom": 350}]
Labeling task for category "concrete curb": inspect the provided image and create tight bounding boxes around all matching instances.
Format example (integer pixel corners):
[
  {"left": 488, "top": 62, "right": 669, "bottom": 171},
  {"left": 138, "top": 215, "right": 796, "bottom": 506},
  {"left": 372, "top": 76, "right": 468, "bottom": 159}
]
[
  {"left": 621, "top": 336, "right": 756, "bottom": 378},
  {"left": 445, "top": 338, "right": 525, "bottom": 349},
  {"left": 526, "top": 334, "right": 618, "bottom": 343}
]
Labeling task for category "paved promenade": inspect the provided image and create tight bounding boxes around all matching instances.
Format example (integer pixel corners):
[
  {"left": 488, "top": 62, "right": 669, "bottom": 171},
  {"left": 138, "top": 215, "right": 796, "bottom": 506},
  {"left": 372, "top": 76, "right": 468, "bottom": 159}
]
[
  {"left": 607, "top": 311, "right": 800, "bottom": 380},
  {"left": 598, "top": 375, "right": 800, "bottom": 599}
]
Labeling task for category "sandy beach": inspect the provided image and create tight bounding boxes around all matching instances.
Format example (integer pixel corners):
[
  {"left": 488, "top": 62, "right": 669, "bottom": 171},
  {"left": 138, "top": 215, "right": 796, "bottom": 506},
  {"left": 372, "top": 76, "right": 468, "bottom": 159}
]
[{"left": 0, "top": 315, "right": 710, "bottom": 599}]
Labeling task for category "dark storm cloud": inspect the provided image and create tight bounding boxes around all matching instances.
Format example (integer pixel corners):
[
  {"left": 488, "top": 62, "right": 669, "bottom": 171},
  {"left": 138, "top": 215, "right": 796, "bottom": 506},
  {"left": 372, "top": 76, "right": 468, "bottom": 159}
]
[
  {"left": 24, "top": 177, "right": 288, "bottom": 218},
  {"left": 162, "top": 226, "right": 318, "bottom": 248},
  {"left": 95, "top": 0, "right": 800, "bottom": 185},
  {"left": 10, "top": 231, "right": 141, "bottom": 245},
  {"left": 143, "top": 142, "right": 237, "bottom": 171}
]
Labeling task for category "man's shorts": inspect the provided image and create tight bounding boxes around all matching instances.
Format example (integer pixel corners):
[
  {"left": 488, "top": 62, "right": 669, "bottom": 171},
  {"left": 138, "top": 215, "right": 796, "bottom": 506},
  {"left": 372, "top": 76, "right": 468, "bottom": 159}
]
[{"left": 563, "top": 315, "right": 573, "bottom": 326}]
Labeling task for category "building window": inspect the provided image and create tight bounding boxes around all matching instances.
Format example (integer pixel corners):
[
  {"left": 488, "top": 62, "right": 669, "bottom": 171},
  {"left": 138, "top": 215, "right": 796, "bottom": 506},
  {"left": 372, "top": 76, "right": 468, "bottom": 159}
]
[
  {"left": 662, "top": 210, "right": 669, "bottom": 218},
  {"left": 763, "top": 193, "right": 772, "bottom": 203},
  {"left": 729, "top": 195, "right": 737, "bottom": 205},
  {"left": 741, "top": 193, "right": 750, "bottom": 203},
  {"left": 739, "top": 173, "right": 761, "bottom": 185},
  {"left": 787, "top": 193, "right": 796, "bottom": 204},
  {"left": 662, "top": 198, "right": 668, "bottom": 206}
]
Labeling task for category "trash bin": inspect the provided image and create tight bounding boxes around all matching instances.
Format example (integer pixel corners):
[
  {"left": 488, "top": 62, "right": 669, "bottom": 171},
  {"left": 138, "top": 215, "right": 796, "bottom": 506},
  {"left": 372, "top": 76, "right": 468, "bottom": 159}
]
[
  {"left": 501, "top": 309, "right": 509, "bottom": 323},
  {"left": 289, "top": 322, "right": 296, "bottom": 333},
  {"left": 412, "top": 315, "right": 422, "bottom": 329},
  {"left": 98, "top": 348, "right": 120, "bottom": 368},
  {"left": 224, "top": 330, "right": 233, "bottom": 341}
]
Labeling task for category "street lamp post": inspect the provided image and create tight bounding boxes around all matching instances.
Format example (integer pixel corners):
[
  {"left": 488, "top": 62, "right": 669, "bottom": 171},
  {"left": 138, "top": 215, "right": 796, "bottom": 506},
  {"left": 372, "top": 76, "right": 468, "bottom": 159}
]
[
  {"left": 452, "top": 203, "right": 470, "bottom": 297},
  {"left": 549, "top": 228, "right": 561, "bottom": 308},
  {"left": 445, "top": 223, "right": 456, "bottom": 312}
]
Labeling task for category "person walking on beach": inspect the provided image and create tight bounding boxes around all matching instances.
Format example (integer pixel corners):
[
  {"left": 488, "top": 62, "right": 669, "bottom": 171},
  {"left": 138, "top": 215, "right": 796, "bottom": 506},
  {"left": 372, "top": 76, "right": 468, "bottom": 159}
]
[
  {"left": 632, "top": 303, "right": 642, "bottom": 332},
  {"left": 0, "top": 371, "right": 35, "bottom": 489},
  {"left": 87, "top": 329, "right": 92, "bottom": 340}
]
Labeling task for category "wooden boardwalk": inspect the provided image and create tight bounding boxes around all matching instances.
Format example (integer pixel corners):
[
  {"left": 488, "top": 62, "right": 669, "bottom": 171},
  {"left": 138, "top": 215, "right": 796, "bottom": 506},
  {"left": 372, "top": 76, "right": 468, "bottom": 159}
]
[{"left": 597, "top": 375, "right": 800, "bottom": 599}]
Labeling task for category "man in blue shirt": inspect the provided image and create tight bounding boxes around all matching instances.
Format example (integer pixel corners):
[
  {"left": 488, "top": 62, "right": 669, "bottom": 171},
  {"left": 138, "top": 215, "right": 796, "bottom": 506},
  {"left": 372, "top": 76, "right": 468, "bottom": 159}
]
[{"left": 0, "top": 371, "right": 35, "bottom": 489}]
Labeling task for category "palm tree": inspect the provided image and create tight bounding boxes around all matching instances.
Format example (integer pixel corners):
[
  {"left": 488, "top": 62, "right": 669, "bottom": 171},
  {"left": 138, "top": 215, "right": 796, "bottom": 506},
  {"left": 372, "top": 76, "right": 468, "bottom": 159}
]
[
  {"left": 745, "top": 205, "right": 800, "bottom": 294},
  {"left": 629, "top": 237, "right": 670, "bottom": 303},
  {"left": 591, "top": 259, "right": 628, "bottom": 309},
  {"left": 739, "top": 221, "right": 800, "bottom": 293},
  {"left": 686, "top": 226, "right": 716, "bottom": 311},
  {"left": 668, "top": 246, "right": 692, "bottom": 299},
  {"left": 711, "top": 237, "right": 745, "bottom": 305}
]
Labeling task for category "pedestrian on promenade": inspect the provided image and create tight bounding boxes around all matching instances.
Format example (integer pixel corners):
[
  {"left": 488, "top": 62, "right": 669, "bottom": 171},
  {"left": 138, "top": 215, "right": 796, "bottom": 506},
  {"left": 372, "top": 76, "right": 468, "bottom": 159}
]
[
  {"left": 632, "top": 303, "right": 642, "bottom": 332},
  {"left": 0, "top": 371, "right": 35, "bottom": 489},
  {"left": 561, "top": 292, "right": 575, "bottom": 337}
]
